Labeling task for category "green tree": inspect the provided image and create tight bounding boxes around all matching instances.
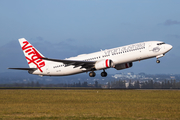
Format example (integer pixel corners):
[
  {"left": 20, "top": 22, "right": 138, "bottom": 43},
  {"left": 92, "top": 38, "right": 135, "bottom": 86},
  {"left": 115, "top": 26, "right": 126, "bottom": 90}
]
[
  {"left": 95, "top": 81, "right": 98, "bottom": 88},
  {"left": 134, "top": 80, "right": 140, "bottom": 89}
]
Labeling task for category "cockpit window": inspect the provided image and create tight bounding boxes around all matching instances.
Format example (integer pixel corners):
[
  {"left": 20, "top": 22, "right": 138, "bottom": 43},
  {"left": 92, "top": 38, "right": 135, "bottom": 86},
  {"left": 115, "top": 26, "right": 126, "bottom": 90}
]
[{"left": 157, "top": 42, "right": 165, "bottom": 45}]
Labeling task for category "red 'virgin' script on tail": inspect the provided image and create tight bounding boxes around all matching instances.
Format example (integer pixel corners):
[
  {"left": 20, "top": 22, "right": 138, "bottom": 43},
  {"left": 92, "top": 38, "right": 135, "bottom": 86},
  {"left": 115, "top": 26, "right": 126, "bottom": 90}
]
[{"left": 22, "top": 41, "right": 45, "bottom": 72}]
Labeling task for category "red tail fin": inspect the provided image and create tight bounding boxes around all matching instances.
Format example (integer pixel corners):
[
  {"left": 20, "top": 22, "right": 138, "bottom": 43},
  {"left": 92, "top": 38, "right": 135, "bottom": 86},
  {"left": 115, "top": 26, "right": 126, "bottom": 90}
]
[{"left": 19, "top": 38, "right": 45, "bottom": 72}]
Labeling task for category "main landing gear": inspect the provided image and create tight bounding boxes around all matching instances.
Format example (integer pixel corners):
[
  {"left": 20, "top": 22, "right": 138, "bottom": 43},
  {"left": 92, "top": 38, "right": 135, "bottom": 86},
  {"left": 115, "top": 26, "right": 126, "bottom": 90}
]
[
  {"left": 89, "top": 70, "right": 107, "bottom": 77},
  {"left": 101, "top": 70, "right": 107, "bottom": 77},
  {"left": 89, "top": 71, "right": 96, "bottom": 77}
]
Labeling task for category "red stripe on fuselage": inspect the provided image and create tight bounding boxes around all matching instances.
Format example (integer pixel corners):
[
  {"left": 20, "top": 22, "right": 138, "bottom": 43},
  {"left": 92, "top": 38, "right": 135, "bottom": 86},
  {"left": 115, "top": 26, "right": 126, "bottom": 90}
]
[{"left": 106, "top": 59, "right": 109, "bottom": 68}]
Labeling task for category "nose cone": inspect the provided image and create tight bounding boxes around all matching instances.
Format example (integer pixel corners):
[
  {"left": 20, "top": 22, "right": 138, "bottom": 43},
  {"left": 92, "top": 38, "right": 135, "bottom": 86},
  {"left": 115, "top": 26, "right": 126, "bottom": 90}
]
[
  {"left": 166, "top": 44, "right": 173, "bottom": 52},
  {"left": 167, "top": 44, "right": 173, "bottom": 50}
]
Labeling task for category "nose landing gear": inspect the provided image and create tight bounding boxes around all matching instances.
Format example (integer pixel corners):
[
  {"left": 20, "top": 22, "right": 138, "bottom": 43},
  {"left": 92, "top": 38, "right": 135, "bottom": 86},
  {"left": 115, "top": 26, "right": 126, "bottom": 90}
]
[
  {"left": 156, "top": 54, "right": 164, "bottom": 64},
  {"left": 156, "top": 59, "right": 160, "bottom": 63}
]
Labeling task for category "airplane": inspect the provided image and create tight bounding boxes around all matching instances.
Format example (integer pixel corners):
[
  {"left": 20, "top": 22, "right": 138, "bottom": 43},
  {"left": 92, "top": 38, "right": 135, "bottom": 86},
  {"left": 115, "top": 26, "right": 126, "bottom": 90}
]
[{"left": 8, "top": 38, "right": 173, "bottom": 77}]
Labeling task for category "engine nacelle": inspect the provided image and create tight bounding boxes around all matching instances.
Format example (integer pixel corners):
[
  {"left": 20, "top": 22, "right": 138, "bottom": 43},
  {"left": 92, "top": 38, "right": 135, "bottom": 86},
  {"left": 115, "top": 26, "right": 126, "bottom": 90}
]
[
  {"left": 114, "top": 62, "right": 133, "bottom": 70},
  {"left": 95, "top": 59, "right": 113, "bottom": 70}
]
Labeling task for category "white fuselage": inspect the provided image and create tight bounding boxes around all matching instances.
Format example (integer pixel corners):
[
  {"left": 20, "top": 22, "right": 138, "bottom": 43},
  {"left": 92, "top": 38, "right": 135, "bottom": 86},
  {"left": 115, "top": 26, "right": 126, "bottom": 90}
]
[{"left": 30, "top": 41, "right": 172, "bottom": 76}]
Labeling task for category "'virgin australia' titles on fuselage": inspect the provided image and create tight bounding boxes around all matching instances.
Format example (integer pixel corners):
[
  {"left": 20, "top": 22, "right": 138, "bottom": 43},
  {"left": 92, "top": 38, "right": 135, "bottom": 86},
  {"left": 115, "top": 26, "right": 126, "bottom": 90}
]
[
  {"left": 8, "top": 38, "right": 172, "bottom": 77},
  {"left": 104, "top": 42, "right": 145, "bottom": 55}
]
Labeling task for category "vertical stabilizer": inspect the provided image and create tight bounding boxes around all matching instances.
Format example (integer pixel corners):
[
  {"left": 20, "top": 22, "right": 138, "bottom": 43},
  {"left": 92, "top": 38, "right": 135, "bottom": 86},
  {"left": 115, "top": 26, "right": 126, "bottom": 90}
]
[{"left": 18, "top": 38, "right": 45, "bottom": 72}]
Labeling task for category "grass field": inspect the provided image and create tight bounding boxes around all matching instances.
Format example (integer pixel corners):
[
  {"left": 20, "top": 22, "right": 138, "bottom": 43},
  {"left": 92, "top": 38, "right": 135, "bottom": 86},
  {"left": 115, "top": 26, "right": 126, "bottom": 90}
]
[{"left": 0, "top": 89, "right": 180, "bottom": 120}]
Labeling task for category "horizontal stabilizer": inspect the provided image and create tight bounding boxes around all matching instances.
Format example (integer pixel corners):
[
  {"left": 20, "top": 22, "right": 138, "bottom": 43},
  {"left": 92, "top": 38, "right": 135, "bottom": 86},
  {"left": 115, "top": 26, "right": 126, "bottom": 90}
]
[{"left": 8, "top": 68, "right": 37, "bottom": 71}]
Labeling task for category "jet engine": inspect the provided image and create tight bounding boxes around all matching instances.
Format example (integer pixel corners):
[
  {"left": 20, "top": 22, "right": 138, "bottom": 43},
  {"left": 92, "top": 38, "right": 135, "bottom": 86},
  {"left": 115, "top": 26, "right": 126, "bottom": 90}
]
[
  {"left": 114, "top": 62, "right": 133, "bottom": 70},
  {"left": 95, "top": 59, "right": 113, "bottom": 70}
]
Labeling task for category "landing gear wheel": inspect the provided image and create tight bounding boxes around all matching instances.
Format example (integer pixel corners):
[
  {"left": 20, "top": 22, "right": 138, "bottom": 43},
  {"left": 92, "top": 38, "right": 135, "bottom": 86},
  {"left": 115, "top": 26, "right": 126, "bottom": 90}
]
[
  {"left": 89, "top": 71, "right": 96, "bottom": 77},
  {"left": 156, "top": 60, "right": 160, "bottom": 63},
  {"left": 101, "top": 71, "right": 107, "bottom": 77}
]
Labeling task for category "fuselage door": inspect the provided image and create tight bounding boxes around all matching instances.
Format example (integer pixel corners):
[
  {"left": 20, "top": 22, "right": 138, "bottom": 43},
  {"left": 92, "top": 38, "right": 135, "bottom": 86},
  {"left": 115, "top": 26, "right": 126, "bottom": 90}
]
[
  {"left": 46, "top": 65, "right": 50, "bottom": 75},
  {"left": 148, "top": 43, "right": 152, "bottom": 51}
]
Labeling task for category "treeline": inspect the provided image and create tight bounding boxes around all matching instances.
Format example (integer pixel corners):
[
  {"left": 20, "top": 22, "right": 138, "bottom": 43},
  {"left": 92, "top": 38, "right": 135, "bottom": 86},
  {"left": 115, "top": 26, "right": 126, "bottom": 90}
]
[
  {"left": 0, "top": 81, "right": 101, "bottom": 88},
  {"left": 141, "top": 79, "right": 180, "bottom": 89},
  {"left": 110, "top": 79, "right": 180, "bottom": 89},
  {"left": 0, "top": 80, "right": 180, "bottom": 89}
]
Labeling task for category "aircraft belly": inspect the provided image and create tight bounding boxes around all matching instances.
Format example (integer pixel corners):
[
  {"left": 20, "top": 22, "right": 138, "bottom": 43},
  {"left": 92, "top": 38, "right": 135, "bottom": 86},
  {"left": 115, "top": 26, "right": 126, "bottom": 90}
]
[{"left": 58, "top": 66, "right": 85, "bottom": 76}]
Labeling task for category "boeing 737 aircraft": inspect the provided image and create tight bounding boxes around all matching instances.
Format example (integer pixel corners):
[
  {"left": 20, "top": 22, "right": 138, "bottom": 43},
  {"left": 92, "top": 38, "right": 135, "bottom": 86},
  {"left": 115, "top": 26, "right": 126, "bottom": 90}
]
[{"left": 9, "top": 38, "right": 172, "bottom": 77}]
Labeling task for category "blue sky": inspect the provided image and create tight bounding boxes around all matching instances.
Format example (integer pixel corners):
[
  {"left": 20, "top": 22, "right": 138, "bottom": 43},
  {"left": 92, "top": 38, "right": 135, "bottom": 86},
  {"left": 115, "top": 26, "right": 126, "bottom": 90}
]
[{"left": 0, "top": 0, "right": 180, "bottom": 74}]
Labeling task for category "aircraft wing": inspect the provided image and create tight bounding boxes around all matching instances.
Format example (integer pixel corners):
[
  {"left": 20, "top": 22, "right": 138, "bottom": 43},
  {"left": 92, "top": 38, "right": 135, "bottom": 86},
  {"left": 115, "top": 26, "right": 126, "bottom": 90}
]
[{"left": 42, "top": 58, "right": 96, "bottom": 69}]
